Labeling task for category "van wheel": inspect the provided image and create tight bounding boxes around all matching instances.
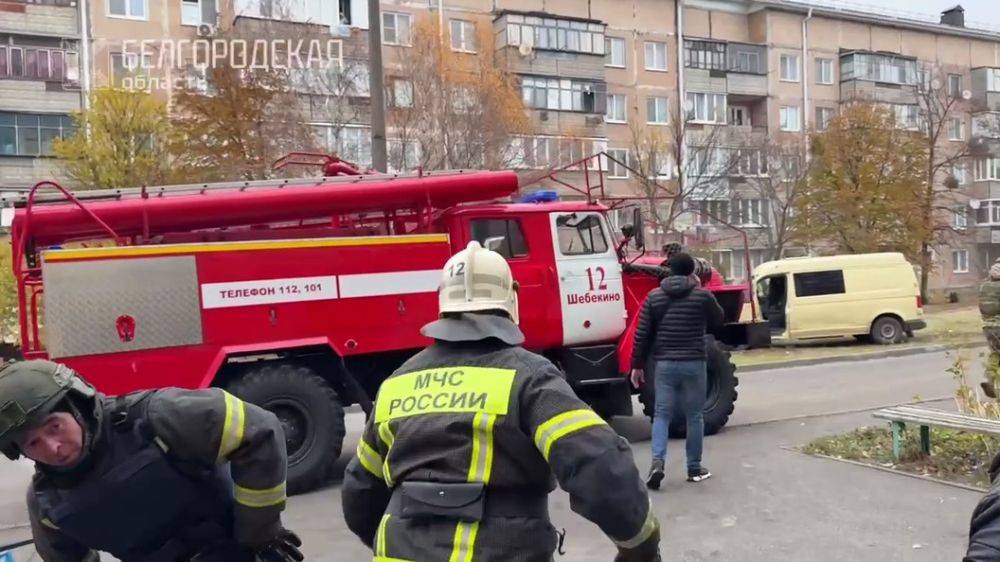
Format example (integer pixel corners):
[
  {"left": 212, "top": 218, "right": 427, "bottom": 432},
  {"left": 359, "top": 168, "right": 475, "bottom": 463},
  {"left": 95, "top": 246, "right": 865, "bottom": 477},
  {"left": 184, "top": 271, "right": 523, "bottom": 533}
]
[
  {"left": 638, "top": 336, "right": 739, "bottom": 438},
  {"left": 870, "top": 316, "right": 905, "bottom": 345},
  {"left": 225, "top": 362, "right": 345, "bottom": 495}
]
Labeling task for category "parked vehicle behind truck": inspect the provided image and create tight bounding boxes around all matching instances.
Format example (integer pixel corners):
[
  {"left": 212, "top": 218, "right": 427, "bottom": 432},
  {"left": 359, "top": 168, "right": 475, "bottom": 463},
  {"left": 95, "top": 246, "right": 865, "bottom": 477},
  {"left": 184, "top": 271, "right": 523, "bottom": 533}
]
[{"left": 7, "top": 156, "right": 762, "bottom": 493}]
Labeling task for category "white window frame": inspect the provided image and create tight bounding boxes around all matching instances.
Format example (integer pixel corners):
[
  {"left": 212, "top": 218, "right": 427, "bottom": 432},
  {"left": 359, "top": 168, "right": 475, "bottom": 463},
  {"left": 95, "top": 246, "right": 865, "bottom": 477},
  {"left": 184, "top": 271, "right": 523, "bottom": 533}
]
[
  {"left": 392, "top": 79, "right": 413, "bottom": 107},
  {"left": 948, "top": 74, "right": 963, "bottom": 98},
  {"left": 949, "top": 117, "right": 965, "bottom": 141},
  {"left": 952, "top": 163, "right": 967, "bottom": 185},
  {"left": 606, "top": 93, "right": 626, "bottom": 123},
  {"left": 780, "top": 54, "right": 800, "bottom": 82},
  {"left": 780, "top": 106, "right": 801, "bottom": 132},
  {"left": 382, "top": 12, "right": 412, "bottom": 47},
  {"left": 686, "top": 92, "right": 727, "bottom": 124},
  {"left": 989, "top": 69, "right": 1000, "bottom": 93},
  {"left": 732, "top": 199, "right": 768, "bottom": 227},
  {"left": 816, "top": 58, "right": 834, "bottom": 84},
  {"left": 449, "top": 19, "right": 476, "bottom": 53},
  {"left": 181, "top": 0, "right": 213, "bottom": 26},
  {"left": 953, "top": 249, "right": 969, "bottom": 274},
  {"left": 646, "top": 96, "right": 668, "bottom": 125},
  {"left": 605, "top": 37, "right": 625, "bottom": 68},
  {"left": 816, "top": 107, "right": 834, "bottom": 131},
  {"left": 387, "top": 138, "right": 421, "bottom": 173},
  {"left": 108, "top": 0, "right": 148, "bottom": 20},
  {"left": 606, "top": 148, "right": 629, "bottom": 179},
  {"left": 954, "top": 206, "right": 968, "bottom": 229},
  {"left": 644, "top": 41, "right": 667, "bottom": 72},
  {"left": 976, "top": 158, "right": 1000, "bottom": 182}
]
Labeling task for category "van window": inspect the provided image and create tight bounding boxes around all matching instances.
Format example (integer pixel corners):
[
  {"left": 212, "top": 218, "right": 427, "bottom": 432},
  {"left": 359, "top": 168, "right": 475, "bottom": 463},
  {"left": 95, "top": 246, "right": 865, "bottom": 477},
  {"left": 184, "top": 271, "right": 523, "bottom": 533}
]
[
  {"left": 793, "top": 270, "right": 845, "bottom": 297},
  {"left": 470, "top": 219, "right": 528, "bottom": 259},
  {"left": 556, "top": 214, "right": 609, "bottom": 255}
]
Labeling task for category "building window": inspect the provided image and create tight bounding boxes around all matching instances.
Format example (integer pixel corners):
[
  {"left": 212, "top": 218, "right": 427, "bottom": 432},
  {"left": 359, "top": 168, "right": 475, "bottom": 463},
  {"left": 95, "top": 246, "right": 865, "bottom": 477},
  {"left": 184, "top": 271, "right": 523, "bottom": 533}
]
[
  {"left": 556, "top": 214, "right": 609, "bottom": 256},
  {"left": 313, "top": 125, "right": 372, "bottom": 168},
  {"left": 387, "top": 139, "right": 419, "bottom": 172},
  {"left": 816, "top": 107, "right": 834, "bottom": 131},
  {"left": 471, "top": 219, "right": 529, "bottom": 259},
  {"left": 0, "top": 112, "right": 75, "bottom": 157},
  {"left": 449, "top": 19, "right": 476, "bottom": 53},
  {"left": 954, "top": 206, "right": 968, "bottom": 229},
  {"left": 510, "top": 136, "right": 607, "bottom": 170},
  {"left": 695, "top": 200, "right": 729, "bottom": 226},
  {"left": 686, "top": 92, "right": 726, "bottom": 124},
  {"left": 976, "top": 158, "right": 1000, "bottom": 181},
  {"left": 502, "top": 14, "right": 605, "bottom": 56},
  {"left": 780, "top": 106, "right": 801, "bottom": 131},
  {"left": 646, "top": 152, "right": 673, "bottom": 179},
  {"left": 780, "top": 54, "right": 800, "bottom": 82},
  {"left": 794, "top": 270, "right": 846, "bottom": 297},
  {"left": 953, "top": 163, "right": 967, "bottom": 185},
  {"left": 683, "top": 40, "right": 724, "bottom": 71},
  {"left": 646, "top": 96, "right": 668, "bottom": 125},
  {"left": 734, "top": 148, "right": 766, "bottom": 176},
  {"left": 977, "top": 200, "right": 1000, "bottom": 225},
  {"left": 0, "top": 47, "right": 68, "bottom": 81},
  {"left": 892, "top": 104, "right": 920, "bottom": 131},
  {"left": 110, "top": 52, "right": 152, "bottom": 89},
  {"left": 391, "top": 79, "right": 413, "bottom": 107},
  {"left": 644, "top": 41, "right": 667, "bottom": 71},
  {"left": 817, "top": 58, "right": 834, "bottom": 84},
  {"left": 948, "top": 74, "right": 963, "bottom": 98},
  {"left": 606, "top": 93, "right": 626, "bottom": 123},
  {"left": 731, "top": 199, "right": 768, "bottom": 226},
  {"left": 605, "top": 37, "right": 625, "bottom": 68},
  {"left": 521, "top": 76, "right": 599, "bottom": 113},
  {"left": 108, "top": 0, "right": 146, "bottom": 18},
  {"left": 840, "top": 52, "right": 916, "bottom": 85},
  {"left": 732, "top": 50, "right": 761, "bottom": 74},
  {"left": 949, "top": 117, "right": 964, "bottom": 141},
  {"left": 181, "top": 0, "right": 212, "bottom": 25},
  {"left": 382, "top": 12, "right": 412, "bottom": 46},
  {"left": 953, "top": 249, "right": 969, "bottom": 273},
  {"left": 606, "top": 148, "right": 629, "bottom": 179},
  {"left": 988, "top": 69, "right": 1000, "bottom": 93}
]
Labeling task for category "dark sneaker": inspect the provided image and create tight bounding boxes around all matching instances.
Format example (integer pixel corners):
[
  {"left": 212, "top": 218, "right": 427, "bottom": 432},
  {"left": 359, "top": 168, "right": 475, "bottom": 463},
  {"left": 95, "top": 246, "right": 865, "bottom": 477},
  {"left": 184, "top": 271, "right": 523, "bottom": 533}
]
[
  {"left": 687, "top": 467, "right": 712, "bottom": 483},
  {"left": 646, "top": 459, "right": 665, "bottom": 490}
]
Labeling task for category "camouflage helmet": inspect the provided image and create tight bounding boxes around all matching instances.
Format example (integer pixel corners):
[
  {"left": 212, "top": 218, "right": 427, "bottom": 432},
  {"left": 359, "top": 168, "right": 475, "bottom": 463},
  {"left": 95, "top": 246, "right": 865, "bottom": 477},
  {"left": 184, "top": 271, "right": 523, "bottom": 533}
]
[
  {"left": 0, "top": 360, "right": 95, "bottom": 460},
  {"left": 662, "top": 242, "right": 684, "bottom": 259}
]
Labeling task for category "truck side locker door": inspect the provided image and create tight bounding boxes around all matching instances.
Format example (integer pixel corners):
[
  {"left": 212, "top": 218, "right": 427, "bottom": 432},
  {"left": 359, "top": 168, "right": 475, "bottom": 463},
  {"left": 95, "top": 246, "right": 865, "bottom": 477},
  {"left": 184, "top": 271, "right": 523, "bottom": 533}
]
[
  {"left": 549, "top": 212, "right": 626, "bottom": 346},
  {"left": 463, "top": 215, "right": 562, "bottom": 350}
]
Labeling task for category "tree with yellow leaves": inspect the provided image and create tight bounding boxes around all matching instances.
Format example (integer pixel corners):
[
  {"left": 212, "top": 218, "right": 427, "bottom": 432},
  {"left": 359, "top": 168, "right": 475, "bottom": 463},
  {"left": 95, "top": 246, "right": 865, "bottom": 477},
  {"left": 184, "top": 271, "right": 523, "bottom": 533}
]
[
  {"left": 53, "top": 88, "right": 177, "bottom": 189},
  {"left": 794, "top": 102, "right": 929, "bottom": 261}
]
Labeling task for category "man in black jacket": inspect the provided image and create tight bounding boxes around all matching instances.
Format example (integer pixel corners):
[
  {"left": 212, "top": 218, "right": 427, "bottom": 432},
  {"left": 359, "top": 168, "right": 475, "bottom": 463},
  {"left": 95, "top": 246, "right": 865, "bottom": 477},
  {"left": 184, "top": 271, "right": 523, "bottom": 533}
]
[
  {"left": 965, "top": 452, "right": 1000, "bottom": 560},
  {"left": 630, "top": 252, "right": 725, "bottom": 489}
]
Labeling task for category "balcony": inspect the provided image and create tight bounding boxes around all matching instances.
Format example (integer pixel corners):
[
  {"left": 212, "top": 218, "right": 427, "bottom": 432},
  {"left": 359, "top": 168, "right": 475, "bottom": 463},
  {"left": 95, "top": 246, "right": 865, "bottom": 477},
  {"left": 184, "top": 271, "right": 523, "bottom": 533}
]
[
  {"left": 495, "top": 12, "right": 606, "bottom": 82},
  {"left": 839, "top": 50, "right": 918, "bottom": 105},
  {"left": 0, "top": 1, "right": 79, "bottom": 38},
  {"left": 971, "top": 68, "right": 1000, "bottom": 112},
  {"left": 683, "top": 39, "right": 767, "bottom": 98}
]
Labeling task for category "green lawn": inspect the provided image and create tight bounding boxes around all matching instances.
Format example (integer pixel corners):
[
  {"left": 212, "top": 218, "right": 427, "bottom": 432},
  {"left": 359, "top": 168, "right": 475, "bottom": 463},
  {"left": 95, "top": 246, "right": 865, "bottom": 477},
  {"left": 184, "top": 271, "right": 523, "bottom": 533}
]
[{"left": 733, "top": 305, "right": 983, "bottom": 368}]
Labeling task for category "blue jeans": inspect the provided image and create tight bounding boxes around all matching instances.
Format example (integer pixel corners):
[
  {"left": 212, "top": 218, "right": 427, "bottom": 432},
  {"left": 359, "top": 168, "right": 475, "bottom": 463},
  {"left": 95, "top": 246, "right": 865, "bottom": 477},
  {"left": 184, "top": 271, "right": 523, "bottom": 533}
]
[{"left": 651, "top": 359, "right": 706, "bottom": 471}]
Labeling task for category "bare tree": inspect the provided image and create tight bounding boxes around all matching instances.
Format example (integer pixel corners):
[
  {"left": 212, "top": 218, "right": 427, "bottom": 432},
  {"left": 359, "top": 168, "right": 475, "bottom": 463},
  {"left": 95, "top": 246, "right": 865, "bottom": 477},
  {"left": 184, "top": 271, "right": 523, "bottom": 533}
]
[
  {"left": 914, "top": 64, "right": 975, "bottom": 299},
  {"left": 742, "top": 138, "right": 811, "bottom": 260}
]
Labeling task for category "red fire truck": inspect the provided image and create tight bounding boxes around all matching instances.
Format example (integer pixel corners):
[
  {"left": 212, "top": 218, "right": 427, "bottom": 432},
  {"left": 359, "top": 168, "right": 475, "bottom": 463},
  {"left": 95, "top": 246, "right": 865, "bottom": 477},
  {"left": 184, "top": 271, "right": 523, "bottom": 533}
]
[{"left": 8, "top": 156, "right": 751, "bottom": 493}]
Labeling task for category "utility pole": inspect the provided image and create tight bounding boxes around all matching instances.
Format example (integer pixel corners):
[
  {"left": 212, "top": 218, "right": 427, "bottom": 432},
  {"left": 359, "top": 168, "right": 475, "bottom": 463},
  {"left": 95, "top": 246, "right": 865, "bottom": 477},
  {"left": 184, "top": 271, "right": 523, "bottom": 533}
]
[{"left": 368, "top": 0, "right": 388, "bottom": 172}]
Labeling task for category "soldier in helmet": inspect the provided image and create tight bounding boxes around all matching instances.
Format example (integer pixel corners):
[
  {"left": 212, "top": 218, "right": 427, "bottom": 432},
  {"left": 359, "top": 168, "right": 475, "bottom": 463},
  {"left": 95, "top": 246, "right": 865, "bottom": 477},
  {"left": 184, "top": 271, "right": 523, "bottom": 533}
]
[
  {"left": 341, "top": 241, "right": 660, "bottom": 562},
  {"left": 0, "top": 359, "right": 303, "bottom": 562}
]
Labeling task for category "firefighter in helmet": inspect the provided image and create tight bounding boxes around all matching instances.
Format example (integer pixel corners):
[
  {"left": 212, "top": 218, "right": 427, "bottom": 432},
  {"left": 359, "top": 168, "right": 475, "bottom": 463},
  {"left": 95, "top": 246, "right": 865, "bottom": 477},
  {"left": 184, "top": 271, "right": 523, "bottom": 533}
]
[
  {"left": 341, "top": 241, "right": 660, "bottom": 562},
  {"left": 0, "top": 359, "right": 303, "bottom": 562}
]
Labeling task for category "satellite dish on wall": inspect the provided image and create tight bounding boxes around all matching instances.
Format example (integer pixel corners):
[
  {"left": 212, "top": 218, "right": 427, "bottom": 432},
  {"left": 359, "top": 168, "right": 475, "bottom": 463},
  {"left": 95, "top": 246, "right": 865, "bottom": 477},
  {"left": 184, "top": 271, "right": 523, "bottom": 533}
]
[
  {"left": 970, "top": 199, "right": 981, "bottom": 209},
  {"left": 963, "top": 89, "right": 973, "bottom": 100},
  {"left": 519, "top": 42, "right": 533, "bottom": 57},
  {"left": 931, "top": 78, "right": 942, "bottom": 90}
]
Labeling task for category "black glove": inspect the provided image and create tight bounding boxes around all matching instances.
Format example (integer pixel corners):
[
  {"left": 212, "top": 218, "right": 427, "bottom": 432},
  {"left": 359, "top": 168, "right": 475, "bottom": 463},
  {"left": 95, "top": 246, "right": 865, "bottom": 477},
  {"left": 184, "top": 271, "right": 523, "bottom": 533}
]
[
  {"left": 254, "top": 529, "right": 303, "bottom": 562},
  {"left": 613, "top": 525, "right": 661, "bottom": 562}
]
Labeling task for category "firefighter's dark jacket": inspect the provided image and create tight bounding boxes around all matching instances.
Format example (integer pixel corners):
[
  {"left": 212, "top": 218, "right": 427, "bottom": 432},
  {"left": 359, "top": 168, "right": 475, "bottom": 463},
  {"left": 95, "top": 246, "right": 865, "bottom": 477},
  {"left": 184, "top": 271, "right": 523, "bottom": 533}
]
[
  {"left": 25, "top": 388, "right": 288, "bottom": 562},
  {"left": 341, "top": 313, "right": 658, "bottom": 561},
  {"left": 966, "top": 454, "right": 1000, "bottom": 561}
]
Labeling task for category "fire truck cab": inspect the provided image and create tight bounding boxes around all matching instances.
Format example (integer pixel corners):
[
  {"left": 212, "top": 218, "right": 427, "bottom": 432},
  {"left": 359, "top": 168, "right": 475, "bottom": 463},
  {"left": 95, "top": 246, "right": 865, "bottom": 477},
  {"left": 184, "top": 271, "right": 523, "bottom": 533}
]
[{"left": 7, "top": 167, "right": 741, "bottom": 493}]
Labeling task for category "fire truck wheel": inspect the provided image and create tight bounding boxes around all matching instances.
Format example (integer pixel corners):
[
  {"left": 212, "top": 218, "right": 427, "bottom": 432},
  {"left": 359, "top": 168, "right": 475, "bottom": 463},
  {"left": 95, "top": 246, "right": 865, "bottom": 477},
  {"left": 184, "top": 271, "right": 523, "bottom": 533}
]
[
  {"left": 638, "top": 336, "right": 739, "bottom": 438},
  {"left": 225, "top": 362, "right": 345, "bottom": 495}
]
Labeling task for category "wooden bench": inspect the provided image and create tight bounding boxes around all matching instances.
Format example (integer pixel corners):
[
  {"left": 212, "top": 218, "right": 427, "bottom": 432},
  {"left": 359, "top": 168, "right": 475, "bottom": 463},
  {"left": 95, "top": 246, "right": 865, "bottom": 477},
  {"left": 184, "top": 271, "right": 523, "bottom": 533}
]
[{"left": 873, "top": 405, "right": 1000, "bottom": 460}]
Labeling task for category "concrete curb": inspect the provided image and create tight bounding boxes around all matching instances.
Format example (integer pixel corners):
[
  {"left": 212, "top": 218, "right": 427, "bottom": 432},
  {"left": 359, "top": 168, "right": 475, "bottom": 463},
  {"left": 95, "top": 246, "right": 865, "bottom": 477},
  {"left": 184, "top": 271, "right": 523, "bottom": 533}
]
[
  {"left": 797, "top": 450, "right": 987, "bottom": 494},
  {"left": 736, "top": 341, "right": 987, "bottom": 372}
]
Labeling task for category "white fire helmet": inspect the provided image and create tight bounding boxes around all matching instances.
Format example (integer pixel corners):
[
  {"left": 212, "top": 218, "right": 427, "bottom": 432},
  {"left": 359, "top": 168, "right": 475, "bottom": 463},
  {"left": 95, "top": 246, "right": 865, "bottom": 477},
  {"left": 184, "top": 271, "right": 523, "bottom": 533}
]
[{"left": 438, "top": 241, "right": 519, "bottom": 324}]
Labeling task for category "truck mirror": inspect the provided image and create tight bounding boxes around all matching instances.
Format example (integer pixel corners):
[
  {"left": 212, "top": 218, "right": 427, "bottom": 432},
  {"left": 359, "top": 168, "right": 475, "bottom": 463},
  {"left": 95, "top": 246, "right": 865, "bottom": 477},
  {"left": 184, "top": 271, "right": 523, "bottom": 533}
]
[
  {"left": 620, "top": 224, "right": 635, "bottom": 239},
  {"left": 632, "top": 207, "right": 645, "bottom": 250}
]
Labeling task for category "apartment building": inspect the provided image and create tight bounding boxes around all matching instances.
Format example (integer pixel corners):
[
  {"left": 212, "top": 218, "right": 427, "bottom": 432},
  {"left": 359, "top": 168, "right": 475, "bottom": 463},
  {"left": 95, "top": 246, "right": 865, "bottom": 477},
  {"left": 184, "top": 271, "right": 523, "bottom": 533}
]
[{"left": 0, "top": 0, "right": 83, "bottom": 188}]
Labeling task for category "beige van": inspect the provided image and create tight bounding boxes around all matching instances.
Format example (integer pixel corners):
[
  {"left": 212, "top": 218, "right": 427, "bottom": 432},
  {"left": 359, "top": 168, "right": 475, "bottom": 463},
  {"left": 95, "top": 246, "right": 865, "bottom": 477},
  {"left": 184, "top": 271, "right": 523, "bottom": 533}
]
[{"left": 752, "top": 253, "right": 925, "bottom": 344}]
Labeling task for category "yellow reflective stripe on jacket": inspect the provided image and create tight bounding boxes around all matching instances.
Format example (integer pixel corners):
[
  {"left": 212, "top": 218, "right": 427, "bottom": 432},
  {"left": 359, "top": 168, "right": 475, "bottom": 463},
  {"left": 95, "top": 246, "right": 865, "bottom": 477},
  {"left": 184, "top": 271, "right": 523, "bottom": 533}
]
[
  {"left": 378, "top": 422, "right": 396, "bottom": 486},
  {"left": 234, "top": 482, "right": 286, "bottom": 508},
  {"left": 357, "top": 439, "right": 385, "bottom": 480},
  {"left": 374, "top": 367, "right": 516, "bottom": 423},
  {"left": 375, "top": 513, "right": 390, "bottom": 557},
  {"left": 467, "top": 412, "right": 497, "bottom": 483},
  {"left": 533, "top": 408, "right": 607, "bottom": 461},
  {"left": 447, "top": 521, "right": 480, "bottom": 562},
  {"left": 614, "top": 499, "right": 658, "bottom": 549},
  {"left": 216, "top": 391, "right": 246, "bottom": 463}
]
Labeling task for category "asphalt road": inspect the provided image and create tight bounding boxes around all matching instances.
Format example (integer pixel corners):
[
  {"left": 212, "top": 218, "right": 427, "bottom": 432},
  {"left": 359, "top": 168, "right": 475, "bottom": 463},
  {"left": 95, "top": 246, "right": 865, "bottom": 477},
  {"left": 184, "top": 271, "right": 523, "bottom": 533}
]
[{"left": 0, "top": 349, "right": 986, "bottom": 561}]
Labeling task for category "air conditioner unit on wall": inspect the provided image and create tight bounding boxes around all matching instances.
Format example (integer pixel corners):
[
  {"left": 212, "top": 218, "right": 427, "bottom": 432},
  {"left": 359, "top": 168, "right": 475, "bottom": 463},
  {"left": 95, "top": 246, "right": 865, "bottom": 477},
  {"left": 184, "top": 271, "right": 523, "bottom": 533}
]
[{"left": 197, "top": 24, "right": 217, "bottom": 37}]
